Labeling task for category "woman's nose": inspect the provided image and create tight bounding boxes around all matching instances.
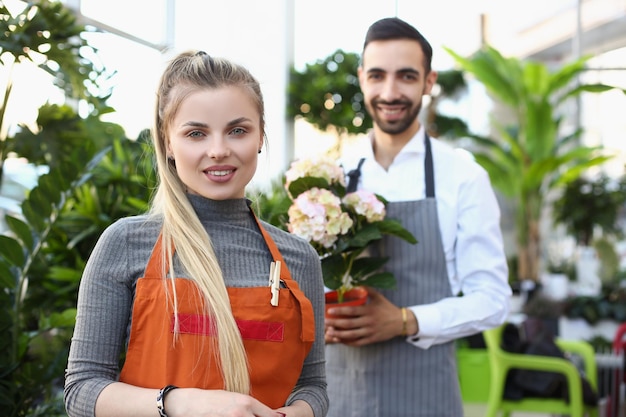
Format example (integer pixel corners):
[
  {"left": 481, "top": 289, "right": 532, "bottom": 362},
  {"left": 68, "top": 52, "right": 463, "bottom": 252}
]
[{"left": 207, "top": 136, "right": 231, "bottom": 159}]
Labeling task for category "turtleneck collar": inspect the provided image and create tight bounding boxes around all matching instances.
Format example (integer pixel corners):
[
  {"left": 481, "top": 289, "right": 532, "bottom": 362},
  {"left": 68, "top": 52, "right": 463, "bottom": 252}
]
[{"left": 187, "top": 194, "right": 252, "bottom": 223}]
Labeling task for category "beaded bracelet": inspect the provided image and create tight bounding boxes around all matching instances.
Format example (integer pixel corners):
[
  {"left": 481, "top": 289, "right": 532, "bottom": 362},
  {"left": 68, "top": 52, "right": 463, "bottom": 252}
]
[{"left": 157, "top": 385, "right": 179, "bottom": 417}]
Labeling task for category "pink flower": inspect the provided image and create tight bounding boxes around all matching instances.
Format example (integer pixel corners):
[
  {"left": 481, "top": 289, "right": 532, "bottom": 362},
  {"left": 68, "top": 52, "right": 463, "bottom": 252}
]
[
  {"left": 287, "top": 188, "right": 353, "bottom": 248},
  {"left": 343, "top": 190, "right": 386, "bottom": 222}
]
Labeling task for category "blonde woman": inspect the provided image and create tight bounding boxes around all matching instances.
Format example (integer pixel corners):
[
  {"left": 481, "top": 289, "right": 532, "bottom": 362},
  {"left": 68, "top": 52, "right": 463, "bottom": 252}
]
[{"left": 64, "top": 51, "right": 328, "bottom": 417}]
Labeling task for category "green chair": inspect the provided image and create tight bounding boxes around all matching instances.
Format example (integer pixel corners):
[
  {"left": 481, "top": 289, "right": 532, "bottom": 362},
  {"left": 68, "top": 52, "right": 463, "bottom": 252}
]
[{"left": 483, "top": 324, "right": 599, "bottom": 417}]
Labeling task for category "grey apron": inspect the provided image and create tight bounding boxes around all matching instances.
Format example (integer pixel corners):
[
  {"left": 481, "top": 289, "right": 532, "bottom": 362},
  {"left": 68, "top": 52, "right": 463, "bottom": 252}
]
[{"left": 326, "top": 134, "right": 463, "bottom": 417}]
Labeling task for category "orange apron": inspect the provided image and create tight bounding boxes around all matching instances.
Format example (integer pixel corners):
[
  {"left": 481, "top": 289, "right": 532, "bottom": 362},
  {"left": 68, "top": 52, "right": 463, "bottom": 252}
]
[{"left": 119, "top": 215, "right": 315, "bottom": 408}]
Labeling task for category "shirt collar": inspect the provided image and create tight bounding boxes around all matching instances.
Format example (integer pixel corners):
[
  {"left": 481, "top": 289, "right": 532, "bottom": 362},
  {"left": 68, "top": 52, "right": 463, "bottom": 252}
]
[
  {"left": 407, "top": 126, "right": 426, "bottom": 155},
  {"left": 369, "top": 125, "right": 426, "bottom": 156}
]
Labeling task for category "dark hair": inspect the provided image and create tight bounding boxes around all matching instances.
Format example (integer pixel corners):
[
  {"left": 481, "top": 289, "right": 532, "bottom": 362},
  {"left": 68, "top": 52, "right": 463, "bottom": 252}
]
[{"left": 363, "top": 17, "right": 433, "bottom": 73}]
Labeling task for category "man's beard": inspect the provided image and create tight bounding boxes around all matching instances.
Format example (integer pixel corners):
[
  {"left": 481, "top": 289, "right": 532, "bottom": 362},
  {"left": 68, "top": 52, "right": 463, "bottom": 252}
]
[{"left": 366, "top": 99, "right": 422, "bottom": 135}]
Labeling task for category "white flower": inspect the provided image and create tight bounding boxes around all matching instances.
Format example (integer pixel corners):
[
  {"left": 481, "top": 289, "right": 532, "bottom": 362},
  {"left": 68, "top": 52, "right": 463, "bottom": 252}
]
[{"left": 284, "top": 155, "right": 346, "bottom": 192}]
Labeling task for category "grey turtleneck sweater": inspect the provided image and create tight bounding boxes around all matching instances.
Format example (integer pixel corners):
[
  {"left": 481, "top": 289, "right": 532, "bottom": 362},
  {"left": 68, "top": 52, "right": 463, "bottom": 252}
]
[{"left": 64, "top": 195, "right": 328, "bottom": 417}]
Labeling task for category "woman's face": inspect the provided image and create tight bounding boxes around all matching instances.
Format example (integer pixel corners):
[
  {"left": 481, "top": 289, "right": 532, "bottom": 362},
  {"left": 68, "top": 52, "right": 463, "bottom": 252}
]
[{"left": 167, "top": 86, "right": 263, "bottom": 200}]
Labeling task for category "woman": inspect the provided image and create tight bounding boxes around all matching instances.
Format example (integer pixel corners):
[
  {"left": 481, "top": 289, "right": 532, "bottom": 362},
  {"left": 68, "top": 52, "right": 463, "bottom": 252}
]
[{"left": 64, "top": 51, "right": 328, "bottom": 417}]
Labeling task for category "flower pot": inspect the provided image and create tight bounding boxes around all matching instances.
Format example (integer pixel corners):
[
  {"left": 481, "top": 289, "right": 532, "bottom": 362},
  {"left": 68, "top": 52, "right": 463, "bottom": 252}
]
[{"left": 324, "top": 287, "right": 368, "bottom": 318}]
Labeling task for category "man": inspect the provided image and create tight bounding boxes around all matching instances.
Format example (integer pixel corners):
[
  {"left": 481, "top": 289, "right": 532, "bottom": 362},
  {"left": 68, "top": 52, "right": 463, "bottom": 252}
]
[{"left": 324, "top": 17, "right": 512, "bottom": 416}]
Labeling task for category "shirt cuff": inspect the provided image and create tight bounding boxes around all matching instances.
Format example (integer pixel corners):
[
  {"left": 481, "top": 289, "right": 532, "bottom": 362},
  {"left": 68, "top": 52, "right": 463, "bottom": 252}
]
[{"left": 405, "top": 304, "right": 442, "bottom": 349}]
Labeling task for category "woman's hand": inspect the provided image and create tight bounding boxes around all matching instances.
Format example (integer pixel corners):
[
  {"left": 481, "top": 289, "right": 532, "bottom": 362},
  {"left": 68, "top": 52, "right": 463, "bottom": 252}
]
[
  {"left": 166, "top": 388, "right": 285, "bottom": 417},
  {"left": 95, "top": 383, "right": 311, "bottom": 417}
]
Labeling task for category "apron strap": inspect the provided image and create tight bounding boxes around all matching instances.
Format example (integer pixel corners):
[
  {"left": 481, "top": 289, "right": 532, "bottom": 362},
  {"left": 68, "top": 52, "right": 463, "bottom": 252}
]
[
  {"left": 144, "top": 234, "right": 166, "bottom": 279},
  {"left": 346, "top": 157, "right": 366, "bottom": 193},
  {"left": 249, "top": 208, "right": 297, "bottom": 283},
  {"left": 424, "top": 133, "right": 435, "bottom": 198}
]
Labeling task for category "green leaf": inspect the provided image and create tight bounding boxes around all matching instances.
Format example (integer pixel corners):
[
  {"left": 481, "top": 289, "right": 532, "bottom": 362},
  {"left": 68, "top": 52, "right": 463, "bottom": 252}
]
[
  {"left": 21, "top": 200, "right": 45, "bottom": 232},
  {"left": 47, "top": 267, "right": 82, "bottom": 283},
  {"left": 27, "top": 187, "right": 53, "bottom": 219},
  {"left": 39, "top": 308, "right": 76, "bottom": 329},
  {"left": 287, "top": 176, "right": 330, "bottom": 198},
  {"left": 37, "top": 173, "right": 63, "bottom": 206},
  {"left": 558, "top": 83, "right": 620, "bottom": 105},
  {"left": 5, "top": 216, "right": 33, "bottom": 250},
  {"left": 360, "top": 272, "right": 396, "bottom": 289},
  {"left": 547, "top": 56, "right": 588, "bottom": 95},
  {"left": 321, "top": 254, "right": 347, "bottom": 289},
  {"left": 376, "top": 219, "right": 417, "bottom": 244},
  {"left": 346, "top": 223, "right": 383, "bottom": 248},
  {"left": 0, "top": 236, "right": 24, "bottom": 267},
  {"left": 0, "top": 261, "right": 15, "bottom": 289},
  {"left": 351, "top": 256, "right": 389, "bottom": 280}
]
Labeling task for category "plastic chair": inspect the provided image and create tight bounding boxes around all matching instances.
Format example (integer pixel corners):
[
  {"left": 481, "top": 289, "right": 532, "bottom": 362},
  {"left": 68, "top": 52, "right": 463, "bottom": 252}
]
[{"left": 483, "top": 324, "right": 599, "bottom": 417}]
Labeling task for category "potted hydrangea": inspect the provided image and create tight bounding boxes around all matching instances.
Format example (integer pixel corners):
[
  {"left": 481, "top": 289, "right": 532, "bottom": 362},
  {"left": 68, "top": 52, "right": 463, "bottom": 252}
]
[{"left": 284, "top": 156, "right": 417, "bottom": 306}]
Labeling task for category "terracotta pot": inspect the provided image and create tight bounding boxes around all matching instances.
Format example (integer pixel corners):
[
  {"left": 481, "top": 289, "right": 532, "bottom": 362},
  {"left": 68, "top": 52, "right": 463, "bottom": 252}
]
[{"left": 324, "top": 287, "right": 368, "bottom": 318}]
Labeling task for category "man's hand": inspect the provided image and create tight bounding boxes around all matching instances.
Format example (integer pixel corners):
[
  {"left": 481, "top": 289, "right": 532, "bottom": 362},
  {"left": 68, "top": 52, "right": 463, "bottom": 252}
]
[{"left": 324, "top": 287, "right": 418, "bottom": 346}]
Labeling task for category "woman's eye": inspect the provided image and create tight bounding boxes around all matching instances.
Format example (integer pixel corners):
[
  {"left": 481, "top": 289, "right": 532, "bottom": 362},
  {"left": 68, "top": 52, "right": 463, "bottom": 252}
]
[
  {"left": 188, "top": 130, "right": 204, "bottom": 138},
  {"left": 230, "top": 127, "right": 247, "bottom": 136}
]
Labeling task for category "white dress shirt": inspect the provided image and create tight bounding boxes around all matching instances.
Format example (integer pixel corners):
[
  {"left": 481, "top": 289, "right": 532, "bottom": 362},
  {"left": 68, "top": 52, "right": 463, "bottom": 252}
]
[{"left": 341, "top": 127, "right": 512, "bottom": 348}]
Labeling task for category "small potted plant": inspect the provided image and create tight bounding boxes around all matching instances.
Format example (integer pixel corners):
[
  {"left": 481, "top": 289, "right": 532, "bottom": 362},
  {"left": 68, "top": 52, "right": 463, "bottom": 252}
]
[
  {"left": 552, "top": 173, "right": 626, "bottom": 296},
  {"left": 553, "top": 174, "right": 626, "bottom": 247},
  {"left": 283, "top": 155, "right": 417, "bottom": 309}
]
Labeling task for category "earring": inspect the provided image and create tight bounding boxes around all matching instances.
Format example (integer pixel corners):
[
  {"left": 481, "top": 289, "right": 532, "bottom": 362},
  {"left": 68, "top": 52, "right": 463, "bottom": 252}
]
[{"left": 258, "top": 149, "right": 262, "bottom": 154}]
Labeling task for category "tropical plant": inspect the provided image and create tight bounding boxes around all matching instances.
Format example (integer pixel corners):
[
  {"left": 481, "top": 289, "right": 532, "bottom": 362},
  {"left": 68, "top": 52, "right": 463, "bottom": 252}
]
[
  {"left": 445, "top": 45, "right": 625, "bottom": 283},
  {"left": 0, "top": 145, "right": 108, "bottom": 416},
  {"left": 0, "top": 0, "right": 108, "bottom": 184},
  {"left": 552, "top": 174, "right": 626, "bottom": 247},
  {"left": 0, "top": 106, "right": 155, "bottom": 415},
  {"left": 0, "top": 1, "right": 154, "bottom": 414}
]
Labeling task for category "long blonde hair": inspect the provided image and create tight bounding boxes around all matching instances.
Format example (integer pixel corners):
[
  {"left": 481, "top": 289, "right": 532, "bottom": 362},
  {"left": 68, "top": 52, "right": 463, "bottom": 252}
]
[{"left": 149, "top": 51, "right": 266, "bottom": 394}]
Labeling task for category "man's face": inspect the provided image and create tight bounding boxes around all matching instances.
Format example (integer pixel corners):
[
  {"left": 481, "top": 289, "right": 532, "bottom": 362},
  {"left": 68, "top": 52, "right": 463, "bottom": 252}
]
[{"left": 359, "top": 39, "right": 437, "bottom": 135}]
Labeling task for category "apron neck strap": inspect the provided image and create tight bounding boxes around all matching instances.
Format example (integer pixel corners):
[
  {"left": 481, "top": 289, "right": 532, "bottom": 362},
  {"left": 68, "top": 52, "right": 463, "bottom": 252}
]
[{"left": 249, "top": 207, "right": 294, "bottom": 282}]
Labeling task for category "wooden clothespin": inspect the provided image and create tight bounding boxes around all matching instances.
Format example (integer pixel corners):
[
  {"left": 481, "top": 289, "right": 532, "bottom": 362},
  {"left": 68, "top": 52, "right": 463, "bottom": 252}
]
[{"left": 269, "top": 260, "right": 281, "bottom": 307}]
